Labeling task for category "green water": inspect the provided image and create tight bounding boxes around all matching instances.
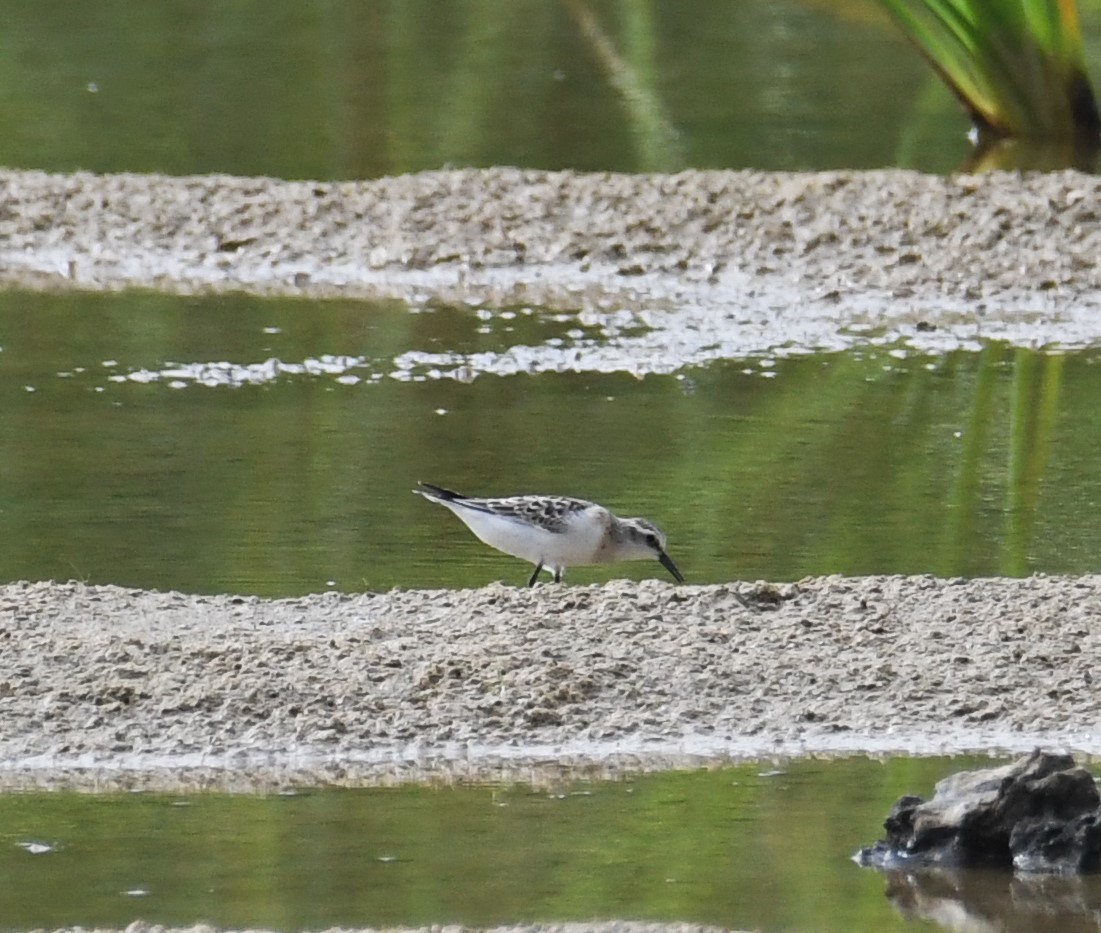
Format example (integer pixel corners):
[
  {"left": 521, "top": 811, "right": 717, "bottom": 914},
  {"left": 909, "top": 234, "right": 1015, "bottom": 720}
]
[
  {"left": 0, "top": 0, "right": 1015, "bottom": 177},
  {"left": 2, "top": 289, "right": 1099, "bottom": 596},
  {"left": 0, "top": 756, "right": 1033, "bottom": 932}
]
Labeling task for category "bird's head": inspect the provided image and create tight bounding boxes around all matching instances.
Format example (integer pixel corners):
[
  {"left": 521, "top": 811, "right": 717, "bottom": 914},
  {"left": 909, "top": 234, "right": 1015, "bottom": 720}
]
[{"left": 620, "top": 518, "right": 684, "bottom": 583}]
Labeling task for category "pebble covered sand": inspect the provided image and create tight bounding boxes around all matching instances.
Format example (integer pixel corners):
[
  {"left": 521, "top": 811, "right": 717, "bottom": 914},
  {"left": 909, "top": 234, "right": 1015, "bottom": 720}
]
[
  {"left": 2, "top": 166, "right": 1101, "bottom": 355},
  {"left": 2, "top": 574, "right": 1099, "bottom": 792},
  {"left": 4, "top": 166, "right": 1101, "bottom": 933}
]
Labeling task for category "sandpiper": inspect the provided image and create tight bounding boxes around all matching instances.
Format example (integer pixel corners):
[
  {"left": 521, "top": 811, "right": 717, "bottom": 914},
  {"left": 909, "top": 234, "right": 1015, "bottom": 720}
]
[{"left": 414, "top": 482, "right": 684, "bottom": 587}]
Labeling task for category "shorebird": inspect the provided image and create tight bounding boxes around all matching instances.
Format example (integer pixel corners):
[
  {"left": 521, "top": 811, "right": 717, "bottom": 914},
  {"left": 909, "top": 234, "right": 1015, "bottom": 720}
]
[{"left": 414, "top": 482, "right": 684, "bottom": 587}]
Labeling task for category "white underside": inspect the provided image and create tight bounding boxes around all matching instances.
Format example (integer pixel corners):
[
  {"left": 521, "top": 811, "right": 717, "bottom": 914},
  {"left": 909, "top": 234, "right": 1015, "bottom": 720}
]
[{"left": 439, "top": 501, "right": 607, "bottom": 573}]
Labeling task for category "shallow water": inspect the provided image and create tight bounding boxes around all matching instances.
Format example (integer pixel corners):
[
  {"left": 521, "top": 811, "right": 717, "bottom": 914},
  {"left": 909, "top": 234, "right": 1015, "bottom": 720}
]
[
  {"left": 2, "top": 289, "right": 1101, "bottom": 596},
  {"left": 0, "top": 0, "right": 1006, "bottom": 177},
  {"left": 4, "top": 755, "right": 1077, "bottom": 933}
]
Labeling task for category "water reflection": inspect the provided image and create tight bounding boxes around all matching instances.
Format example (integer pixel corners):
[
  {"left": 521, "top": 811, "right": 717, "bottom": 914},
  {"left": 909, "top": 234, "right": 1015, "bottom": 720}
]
[
  {"left": 880, "top": 867, "right": 1101, "bottom": 933},
  {"left": 0, "top": 757, "right": 1022, "bottom": 933},
  {"left": 2, "top": 290, "right": 1101, "bottom": 595},
  {"left": 0, "top": 0, "right": 980, "bottom": 178}
]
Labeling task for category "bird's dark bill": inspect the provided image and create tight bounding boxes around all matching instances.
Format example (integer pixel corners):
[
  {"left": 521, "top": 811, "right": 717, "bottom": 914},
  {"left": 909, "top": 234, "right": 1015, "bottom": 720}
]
[{"left": 659, "top": 550, "right": 684, "bottom": 583}]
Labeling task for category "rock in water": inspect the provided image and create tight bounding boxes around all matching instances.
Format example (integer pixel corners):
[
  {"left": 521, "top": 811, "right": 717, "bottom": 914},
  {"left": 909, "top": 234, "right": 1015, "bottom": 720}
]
[{"left": 856, "top": 749, "right": 1101, "bottom": 874}]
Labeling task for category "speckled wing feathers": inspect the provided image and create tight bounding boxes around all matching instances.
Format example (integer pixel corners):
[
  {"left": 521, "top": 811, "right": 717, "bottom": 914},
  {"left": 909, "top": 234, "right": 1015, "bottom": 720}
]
[
  {"left": 477, "top": 495, "right": 595, "bottom": 533},
  {"left": 415, "top": 483, "right": 596, "bottom": 534}
]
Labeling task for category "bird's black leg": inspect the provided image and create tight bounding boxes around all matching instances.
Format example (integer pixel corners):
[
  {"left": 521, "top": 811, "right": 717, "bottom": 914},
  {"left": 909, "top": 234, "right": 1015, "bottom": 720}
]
[
  {"left": 553, "top": 568, "right": 562, "bottom": 583},
  {"left": 527, "top": 562, "right": 543, "bottom": 587}
]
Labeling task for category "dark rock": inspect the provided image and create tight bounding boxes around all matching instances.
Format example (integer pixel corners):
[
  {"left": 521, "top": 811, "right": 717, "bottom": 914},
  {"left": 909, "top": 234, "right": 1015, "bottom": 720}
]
[{"left": 856, "top": 750, "right": 1101, "bottom": 874}]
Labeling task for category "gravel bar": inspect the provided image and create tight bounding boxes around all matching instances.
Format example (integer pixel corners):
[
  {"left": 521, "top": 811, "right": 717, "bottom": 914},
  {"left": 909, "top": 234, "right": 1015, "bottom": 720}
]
[
  {"left": 1, "top": 575, "right": 1098, "bottom": 793},
  {"left": 1, "top": 167, "right": 1101, "bottom": 355}
]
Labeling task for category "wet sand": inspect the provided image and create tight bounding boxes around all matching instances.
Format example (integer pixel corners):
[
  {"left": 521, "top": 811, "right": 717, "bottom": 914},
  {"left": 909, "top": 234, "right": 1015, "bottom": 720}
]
[
  {"left": 2, "top": 574, "right": 1098, "bottom": 793},
  {"left": 2, "top": 166, "right": 1101, "bottom": 356}
]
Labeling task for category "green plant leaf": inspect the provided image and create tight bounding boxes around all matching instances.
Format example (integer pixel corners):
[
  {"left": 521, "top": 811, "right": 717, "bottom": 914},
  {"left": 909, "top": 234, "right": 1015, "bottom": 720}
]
[{"left": 877, "top": 0, "right": 1100, "bottom": 141}]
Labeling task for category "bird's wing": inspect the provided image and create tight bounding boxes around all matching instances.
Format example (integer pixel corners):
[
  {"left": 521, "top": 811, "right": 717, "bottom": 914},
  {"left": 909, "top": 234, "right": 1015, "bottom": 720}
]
[
  {"left": 489, "top": 496, "right": 595, "bottom": 533},
  {"left": 416, "top": 484, "right": 597, "bottom": 534}
]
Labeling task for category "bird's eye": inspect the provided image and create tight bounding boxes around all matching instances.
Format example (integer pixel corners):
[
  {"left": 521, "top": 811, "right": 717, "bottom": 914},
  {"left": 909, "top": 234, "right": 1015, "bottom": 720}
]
[{"left": 645, "top": 533, "right": 658, "bottom": 547}]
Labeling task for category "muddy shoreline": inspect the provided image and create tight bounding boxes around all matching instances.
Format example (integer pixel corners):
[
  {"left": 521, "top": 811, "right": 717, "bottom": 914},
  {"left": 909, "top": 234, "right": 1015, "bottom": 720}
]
[
  {"left": 2, "top": 575, "right": 1098, "bottom": 793},
  {"left": 2, "top": 167, "right": 1101, "bottom": 358}
]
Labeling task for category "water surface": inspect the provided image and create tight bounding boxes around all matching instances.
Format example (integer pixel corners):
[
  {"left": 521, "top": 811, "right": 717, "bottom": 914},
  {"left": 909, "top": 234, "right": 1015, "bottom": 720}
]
[
  {"left": 2, "top": 289, "right": 1100, "bottom": 595},
  {"left": 0, "top": 0, "right": 1028, "bottom": 176},
  {"left": 0, "top": 756, "right": 1044, "bottom": 933}
]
